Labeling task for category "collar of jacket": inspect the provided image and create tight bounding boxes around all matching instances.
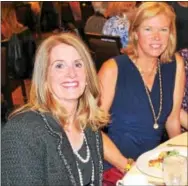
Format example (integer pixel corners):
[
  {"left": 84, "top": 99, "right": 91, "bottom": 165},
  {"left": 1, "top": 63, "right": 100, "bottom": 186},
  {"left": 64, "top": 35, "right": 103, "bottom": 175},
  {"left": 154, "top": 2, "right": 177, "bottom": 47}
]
[{"left": 39, "top": 111, "right": 102, "bottom": 186}]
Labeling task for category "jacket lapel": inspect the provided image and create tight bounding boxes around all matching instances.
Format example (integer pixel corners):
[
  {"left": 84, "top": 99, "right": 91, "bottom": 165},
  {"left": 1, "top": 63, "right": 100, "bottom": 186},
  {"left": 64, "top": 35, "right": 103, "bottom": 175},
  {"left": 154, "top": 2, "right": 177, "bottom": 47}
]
[
  {"left": 44, "top": 113, "right": 80, "bottom": 185},
  {"left": 85, "top": 128, "right": 100, "bottom": 185}
]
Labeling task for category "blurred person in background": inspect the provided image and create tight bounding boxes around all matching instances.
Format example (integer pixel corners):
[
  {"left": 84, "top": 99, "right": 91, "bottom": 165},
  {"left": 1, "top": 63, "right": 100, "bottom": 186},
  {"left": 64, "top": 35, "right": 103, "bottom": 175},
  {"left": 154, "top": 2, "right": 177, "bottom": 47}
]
[
  {"left": 84, "top": 2, "right": 108, "bottom": 34},
  {"left": 167, "top": 2, "right": 188, "bottom": 130},
  {"left": 29, "top": 1, "right": 41, "bottom": 15},
  {"left": 28, "top": 2, "right": 41, "bottom": 36},
  {"left": 69, "top": 2, "right": 82, "bottom": 22},
  {"left": 169, "top": 2, "right": 188, "bottom": 50},
  {"left": 102, "top": 2, "right": 136, "bottom": 48},
  {"left": 1, "top": 2, "right": 27, "bottom": 39},
  {"left": 179, "top": 48, "right": 188, "bottom": 130}
]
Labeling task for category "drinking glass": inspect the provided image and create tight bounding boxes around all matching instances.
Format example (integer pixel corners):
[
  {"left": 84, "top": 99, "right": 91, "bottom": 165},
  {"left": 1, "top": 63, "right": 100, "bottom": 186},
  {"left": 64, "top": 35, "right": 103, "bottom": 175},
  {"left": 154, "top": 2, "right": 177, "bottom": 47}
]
[{"left": 162, "top": 155, "right": 187, "bottom": 186}]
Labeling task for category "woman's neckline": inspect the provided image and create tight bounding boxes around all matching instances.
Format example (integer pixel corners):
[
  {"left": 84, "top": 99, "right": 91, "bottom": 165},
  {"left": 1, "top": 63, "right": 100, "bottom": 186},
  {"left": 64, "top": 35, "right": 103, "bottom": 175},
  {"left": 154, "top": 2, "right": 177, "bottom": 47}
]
[{"left": 127, "top": 55, "right": 159, "bottom": 93}]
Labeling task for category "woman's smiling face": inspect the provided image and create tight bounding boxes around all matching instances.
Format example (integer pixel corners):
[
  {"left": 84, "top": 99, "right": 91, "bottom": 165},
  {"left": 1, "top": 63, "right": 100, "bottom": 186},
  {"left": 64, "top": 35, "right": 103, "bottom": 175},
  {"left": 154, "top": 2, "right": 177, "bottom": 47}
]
[
  {"left": 48, "top": 43, "right": 86, "bottom": 105},
  {"left": 136, "top": 13, "right": 171, "bottom": 58}
]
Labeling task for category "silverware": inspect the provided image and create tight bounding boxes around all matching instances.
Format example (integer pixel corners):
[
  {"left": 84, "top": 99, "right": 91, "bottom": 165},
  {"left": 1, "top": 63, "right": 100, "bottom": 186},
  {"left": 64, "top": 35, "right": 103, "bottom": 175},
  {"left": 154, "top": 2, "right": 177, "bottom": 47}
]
[{"left": 167, "top": 144, "right": 188, "bottom": 147}]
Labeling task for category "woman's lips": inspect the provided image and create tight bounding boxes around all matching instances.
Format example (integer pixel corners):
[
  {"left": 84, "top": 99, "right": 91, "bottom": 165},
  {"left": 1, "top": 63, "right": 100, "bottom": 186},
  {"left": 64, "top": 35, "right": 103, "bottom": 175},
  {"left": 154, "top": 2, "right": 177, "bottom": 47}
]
[
  {"left": 61, "top": 81, "right": 79, "bottom": 88},
  {"left": 150, "top": 44, "right": 161, "bottom": 49}
]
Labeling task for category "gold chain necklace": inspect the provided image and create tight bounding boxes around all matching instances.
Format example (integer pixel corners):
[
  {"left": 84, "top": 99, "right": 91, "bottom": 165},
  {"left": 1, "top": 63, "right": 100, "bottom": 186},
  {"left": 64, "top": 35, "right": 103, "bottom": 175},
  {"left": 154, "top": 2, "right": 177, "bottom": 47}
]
[{"left": 136, "top": 60, "right": 163, "bottom": 130}]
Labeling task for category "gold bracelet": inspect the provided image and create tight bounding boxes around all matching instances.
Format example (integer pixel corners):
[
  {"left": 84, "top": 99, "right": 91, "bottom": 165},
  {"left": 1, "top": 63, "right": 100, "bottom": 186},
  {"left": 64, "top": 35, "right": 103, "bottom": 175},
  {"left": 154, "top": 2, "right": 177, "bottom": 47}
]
[{"left": 124, "top": 158, "right": 134, "bottom": 172}]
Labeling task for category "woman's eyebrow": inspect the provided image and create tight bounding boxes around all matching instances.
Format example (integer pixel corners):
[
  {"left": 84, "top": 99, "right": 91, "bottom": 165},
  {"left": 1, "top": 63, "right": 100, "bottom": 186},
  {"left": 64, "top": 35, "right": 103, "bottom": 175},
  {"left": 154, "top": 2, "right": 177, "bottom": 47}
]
[
  {"left": 74, "top": 58, "right": 83, "bottom": 61},
  {"left": 51, "top": 59, "right": 65, "bottom": 65},
  {"left": 51, "top": 58, "right": 83, "bottom": 65}
]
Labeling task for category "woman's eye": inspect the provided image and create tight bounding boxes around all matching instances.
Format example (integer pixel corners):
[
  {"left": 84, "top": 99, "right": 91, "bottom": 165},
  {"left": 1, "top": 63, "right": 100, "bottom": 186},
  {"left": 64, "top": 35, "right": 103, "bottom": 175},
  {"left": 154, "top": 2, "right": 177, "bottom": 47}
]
[
  {"left": 55, "top": 63, "right": 65, "bottom": 69},
  {"left": 161, "top": 28, "right": 169, "bottom": 32},
  {"left": 75, "top": 63, "right": 82, "bottom": 68},
  {"left": 75, "top": 60, "right": 83, "bottom": 68},
  {"left": 145, "top": 27, "right": 151, "bottom": 31}
]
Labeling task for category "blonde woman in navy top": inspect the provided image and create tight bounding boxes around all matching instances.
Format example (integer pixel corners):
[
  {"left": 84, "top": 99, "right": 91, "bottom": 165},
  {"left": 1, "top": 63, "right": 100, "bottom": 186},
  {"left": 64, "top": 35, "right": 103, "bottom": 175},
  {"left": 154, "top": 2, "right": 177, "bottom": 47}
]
[{"left": 99, "top": 2, "right": 185, "bottom": 170}]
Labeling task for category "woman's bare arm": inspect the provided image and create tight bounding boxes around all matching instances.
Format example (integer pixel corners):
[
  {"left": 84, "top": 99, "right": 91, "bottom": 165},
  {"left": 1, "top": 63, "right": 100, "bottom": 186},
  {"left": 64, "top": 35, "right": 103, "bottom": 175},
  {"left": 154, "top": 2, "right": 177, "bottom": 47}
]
[
  {"left": 98, "top": 59, "right": 118, "bottom": 111},
  {"left": 98, "top": 59, "right": 132, "bottom": 172},
  {"left": 166, "top": 53, "right": 185, "bottom": 137},
  {"left": 180, "top": 109, "right": 188, "bottom": 129},
  {"left": 102, "top": 132, "right": 129, "bottom": 173}
]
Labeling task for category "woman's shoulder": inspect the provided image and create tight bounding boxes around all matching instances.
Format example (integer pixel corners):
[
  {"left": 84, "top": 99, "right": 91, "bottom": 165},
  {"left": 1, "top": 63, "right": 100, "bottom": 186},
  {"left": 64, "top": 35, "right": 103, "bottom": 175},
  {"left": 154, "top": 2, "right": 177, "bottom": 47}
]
[
  {"left": 106, "top": 15, "right": 128, "bottom": 22},
  {"left": 103, "top": 16, "right": 129, "bottom": 31},
  {"left": 103, "top": 17, "right": 117, "bottom": 30},
  {"left": 175, "top": 52, "right": 185, "bottom": 71},
  {"left": 3, "top": 110, "right": 44, "bottom": 134},
  {"left": 1, "top": 110, "right": 49, "bottom": 148},
  {"left": 99, "top": 54, "right": 130, "bottom": 74},
  {"left": 162, "top": 54, "right": 184, "bottom": 68},
  {"left": 113, "top": 54, "right": 131, "bottom": 67},
  {"left": 113, "top": 54, "right": 129, "bottom": 60},
  {"left": 100, "top": 54, "right": 127, "bottom": 68}
]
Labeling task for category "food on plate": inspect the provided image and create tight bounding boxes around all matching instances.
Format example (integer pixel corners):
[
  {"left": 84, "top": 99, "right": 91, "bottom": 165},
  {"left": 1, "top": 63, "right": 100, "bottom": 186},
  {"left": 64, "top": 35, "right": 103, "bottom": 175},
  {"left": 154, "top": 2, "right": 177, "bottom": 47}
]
[{"left": 148, "top": 150, "right": 179, "bottom": 168}]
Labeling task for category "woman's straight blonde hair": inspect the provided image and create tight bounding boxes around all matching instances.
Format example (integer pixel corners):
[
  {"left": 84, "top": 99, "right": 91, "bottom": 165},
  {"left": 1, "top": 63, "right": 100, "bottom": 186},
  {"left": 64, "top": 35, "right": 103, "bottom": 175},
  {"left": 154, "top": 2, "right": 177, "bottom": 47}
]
[
  {"left": 10, "top": 33, "right": 110, "bottom": 130},
  {"left": 124, "top": 2, "right": 176, "bottom": 63}
]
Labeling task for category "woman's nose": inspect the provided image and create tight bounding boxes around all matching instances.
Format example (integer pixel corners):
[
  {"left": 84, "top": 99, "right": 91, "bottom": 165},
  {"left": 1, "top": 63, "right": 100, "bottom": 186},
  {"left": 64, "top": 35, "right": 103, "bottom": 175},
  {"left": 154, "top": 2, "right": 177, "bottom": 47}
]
[
  {"left": 153, "top": 31, "right": 160, "bottom": 40},
  {"left": 67, "top": 66, "right": 77, "bottom": 78}
]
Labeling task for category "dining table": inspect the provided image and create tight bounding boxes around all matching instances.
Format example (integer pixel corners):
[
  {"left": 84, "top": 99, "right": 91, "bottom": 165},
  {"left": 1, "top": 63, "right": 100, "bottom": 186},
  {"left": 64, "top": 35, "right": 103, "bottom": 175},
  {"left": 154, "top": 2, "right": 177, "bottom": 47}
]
[{"left": 123, "top": 132, "right": 188, "bottom": 185}]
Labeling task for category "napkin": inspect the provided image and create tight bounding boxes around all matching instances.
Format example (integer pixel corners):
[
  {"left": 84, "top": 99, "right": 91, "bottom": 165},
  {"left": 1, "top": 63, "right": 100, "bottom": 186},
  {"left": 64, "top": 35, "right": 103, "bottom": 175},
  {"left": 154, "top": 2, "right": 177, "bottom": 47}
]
[
  {"left": 103, "top": 167, "right": 124, "bottom": 186},
  {"left": 121, "top": 174, "right": 153, "bottom": 185}
]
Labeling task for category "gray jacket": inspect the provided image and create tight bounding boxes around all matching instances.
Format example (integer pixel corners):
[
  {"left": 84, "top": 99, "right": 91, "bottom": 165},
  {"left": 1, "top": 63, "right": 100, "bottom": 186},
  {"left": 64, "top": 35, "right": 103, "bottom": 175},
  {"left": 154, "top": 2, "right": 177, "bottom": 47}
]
[{"left": 2, "top": 111, "right": 103, "bottom": 186}]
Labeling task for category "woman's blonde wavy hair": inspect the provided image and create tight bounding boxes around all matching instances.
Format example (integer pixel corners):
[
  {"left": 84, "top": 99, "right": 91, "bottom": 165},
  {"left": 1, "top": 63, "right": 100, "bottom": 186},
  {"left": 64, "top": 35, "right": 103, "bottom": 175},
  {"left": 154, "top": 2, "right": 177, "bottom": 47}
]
[
  {"left": 123, "top": 2, "right": 176, "bottom": 63},
  {"left": 10, "top": 33, "right": 110, "bottom": 131}
]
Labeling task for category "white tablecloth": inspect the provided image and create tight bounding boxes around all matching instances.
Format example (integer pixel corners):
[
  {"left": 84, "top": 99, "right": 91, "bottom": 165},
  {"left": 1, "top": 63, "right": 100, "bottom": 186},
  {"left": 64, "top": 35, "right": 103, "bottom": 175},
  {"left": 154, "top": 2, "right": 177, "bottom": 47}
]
[{"left": 124, "top": 132, "right": 188, "bottom": 184}]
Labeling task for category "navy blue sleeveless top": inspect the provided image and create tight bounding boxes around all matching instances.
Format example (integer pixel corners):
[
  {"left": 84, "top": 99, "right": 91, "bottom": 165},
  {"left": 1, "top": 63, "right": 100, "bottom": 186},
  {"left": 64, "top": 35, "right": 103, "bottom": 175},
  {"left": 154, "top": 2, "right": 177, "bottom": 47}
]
[{"left": 107, "top": 55, "right": 176, "bottom": 162}]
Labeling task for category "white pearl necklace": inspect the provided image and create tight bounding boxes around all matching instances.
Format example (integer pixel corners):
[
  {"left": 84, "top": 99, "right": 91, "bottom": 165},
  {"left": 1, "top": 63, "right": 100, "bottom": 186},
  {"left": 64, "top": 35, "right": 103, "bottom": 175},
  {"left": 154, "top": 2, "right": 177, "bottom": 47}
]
[
  {"left": 39, "top": 113, "right": 101, "bottom": 185},
  {"left": 76, "top": 159, "right": 95, "bottom": 186},
  {"left": 73, "top": 131, "right": 90, "bottom": 163},
  {"left": 74, "top": 131, "right": 95, "bottom": 186}
]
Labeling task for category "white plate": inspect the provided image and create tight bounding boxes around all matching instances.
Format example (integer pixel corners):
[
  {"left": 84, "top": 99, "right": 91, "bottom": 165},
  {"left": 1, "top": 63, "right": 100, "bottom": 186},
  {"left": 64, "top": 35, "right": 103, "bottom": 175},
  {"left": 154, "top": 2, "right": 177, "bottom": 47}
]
[
  {"left": 119, "top": 174, "right": 154, "bottom": 185},
  {"left": 136, "top": 146, "right": 187, "bottom": 178}
]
